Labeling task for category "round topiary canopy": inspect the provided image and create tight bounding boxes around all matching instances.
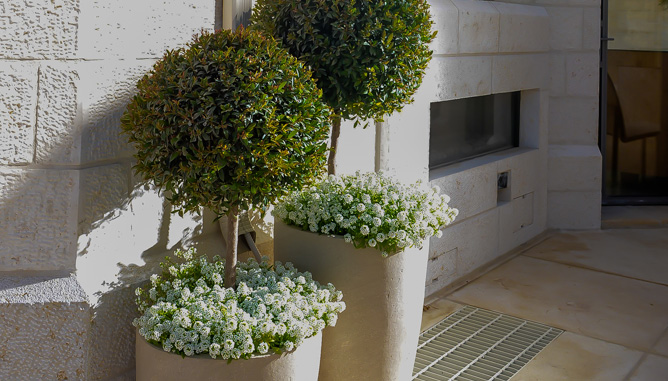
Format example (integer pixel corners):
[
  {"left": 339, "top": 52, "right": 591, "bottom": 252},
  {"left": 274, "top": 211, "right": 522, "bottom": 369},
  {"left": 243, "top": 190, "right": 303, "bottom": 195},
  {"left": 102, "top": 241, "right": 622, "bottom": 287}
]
[
  {"left": 121, "top": 29, "right": 331, "bottom": 218},
  {"left": 252, "top": 0, "right": 436, "bottom": 124}
]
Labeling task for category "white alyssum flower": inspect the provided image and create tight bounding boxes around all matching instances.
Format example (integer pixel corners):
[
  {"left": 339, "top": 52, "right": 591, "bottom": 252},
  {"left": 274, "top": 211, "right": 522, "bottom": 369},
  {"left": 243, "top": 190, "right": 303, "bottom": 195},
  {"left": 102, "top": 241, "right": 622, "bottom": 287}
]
[
  {"left": 133, "top": 248, "right": 345, "bottom": 360},
  {"left": 275, "top": 172, "right": 458, "bottom": 255}
]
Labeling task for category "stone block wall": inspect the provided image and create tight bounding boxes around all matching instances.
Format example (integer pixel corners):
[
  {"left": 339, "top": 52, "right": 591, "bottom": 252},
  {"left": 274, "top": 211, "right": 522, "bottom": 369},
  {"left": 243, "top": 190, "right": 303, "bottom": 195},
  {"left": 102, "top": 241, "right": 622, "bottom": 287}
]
[
  {"left": 501, "top": 0, "right": 603, "bottom": 229},
  {"left": 327, "top": 0, "right": 602, "bottom": 296},
  {"left": 1, "top": 0, "right": 603, "bottom": 376},
  {"left": 0, "top": 1, "right": 222, "bottom": 379},
  {"left": 362, "top": 0, "right": 552, "bottom": 298}
]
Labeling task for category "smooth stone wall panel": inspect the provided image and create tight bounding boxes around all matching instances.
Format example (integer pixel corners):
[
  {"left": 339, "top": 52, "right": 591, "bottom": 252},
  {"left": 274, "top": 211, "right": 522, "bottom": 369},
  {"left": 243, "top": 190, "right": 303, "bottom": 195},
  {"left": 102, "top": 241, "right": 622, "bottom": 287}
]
[
  {"left": 547, "top": 7, "right": 584, "bottom": 50},
  {"left": 430, "top": 0, "right": 459, "bottom": 55},
  {"left": 494, "top": 2, "right": 549, "bottom": 53},
  {"left": 548, "top": 96, "right": 599, "bottom": 145},
  {"left": 453, "top": 0, "right": 500, "bottom": 54},
  {"left": 492, "top": 53, "right": 550, "bottom": 93},
  {"left": 427, "top": 56, "right": 493, "bottom": 101},
  {"left": 548, "top": 190, "right": 602, "bottom": 229},
  {"left": 548, "top": 145, "right": 602, "bottom": 192},
  {"left": 427, "top": 208, "right": 500, "bottom": 296},
  {"left": 566, "top": 52, "right": 600, "bottom": 97}
]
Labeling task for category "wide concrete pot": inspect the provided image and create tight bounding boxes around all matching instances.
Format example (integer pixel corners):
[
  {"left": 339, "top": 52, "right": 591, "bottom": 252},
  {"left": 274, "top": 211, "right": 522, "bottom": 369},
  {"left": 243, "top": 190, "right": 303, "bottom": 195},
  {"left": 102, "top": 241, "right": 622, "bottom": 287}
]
[
  {"left": 274, "top": 221, "right": 428, "bottom": 381},
  {"left": 136, "top": 330, "right": 322, "bottom": 381}
]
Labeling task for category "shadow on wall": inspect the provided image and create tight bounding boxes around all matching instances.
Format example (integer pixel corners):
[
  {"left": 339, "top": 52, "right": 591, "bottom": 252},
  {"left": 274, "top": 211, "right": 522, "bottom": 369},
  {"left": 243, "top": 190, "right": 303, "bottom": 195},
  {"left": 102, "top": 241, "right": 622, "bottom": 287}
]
[
  {"left": 1, "top": 84, "right": 228, "bottom": 379},
  {"left": 72, "top": 69, "right": 227, "bottom": 377},
  {"left": 0, "top": 12, "right": 235, "bottom": 380},
  {"left": 78, "top": 184, "right": 225, "bottom": 379}
]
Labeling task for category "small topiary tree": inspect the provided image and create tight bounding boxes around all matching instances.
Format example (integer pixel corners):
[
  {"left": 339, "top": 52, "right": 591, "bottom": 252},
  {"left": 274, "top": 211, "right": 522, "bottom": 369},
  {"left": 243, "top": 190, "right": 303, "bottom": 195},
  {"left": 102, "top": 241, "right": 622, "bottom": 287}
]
[
  {"left": 252, "top": 0, "right": 436, "bottom": 174},
  {"left": 121, "top": 28, "right": 331, "bottom": 287}
]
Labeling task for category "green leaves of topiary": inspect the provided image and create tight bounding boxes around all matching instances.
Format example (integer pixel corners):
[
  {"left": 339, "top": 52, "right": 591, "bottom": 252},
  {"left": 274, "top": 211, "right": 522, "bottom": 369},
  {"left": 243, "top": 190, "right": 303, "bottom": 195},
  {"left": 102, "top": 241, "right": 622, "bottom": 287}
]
[
  {"left": 121, "top": 29, "right": 331, "bottom": 218},
  {"left": 252, "top": 0, "right": 437, "bottom": 125}
]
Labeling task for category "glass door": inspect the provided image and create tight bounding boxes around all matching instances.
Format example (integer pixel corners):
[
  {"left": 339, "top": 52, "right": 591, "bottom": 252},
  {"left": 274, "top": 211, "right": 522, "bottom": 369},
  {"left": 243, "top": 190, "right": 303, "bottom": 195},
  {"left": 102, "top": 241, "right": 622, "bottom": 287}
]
[{"left": 602, "top": 0, "right": 668, "bottom": 204}]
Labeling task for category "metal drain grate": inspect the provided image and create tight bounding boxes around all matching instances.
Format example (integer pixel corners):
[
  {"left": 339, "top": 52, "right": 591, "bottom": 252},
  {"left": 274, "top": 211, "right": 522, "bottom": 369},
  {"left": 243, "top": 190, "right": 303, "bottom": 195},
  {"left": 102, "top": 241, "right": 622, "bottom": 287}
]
[{"left": 413, "top": 305, "right": 563, "bottom": 380}]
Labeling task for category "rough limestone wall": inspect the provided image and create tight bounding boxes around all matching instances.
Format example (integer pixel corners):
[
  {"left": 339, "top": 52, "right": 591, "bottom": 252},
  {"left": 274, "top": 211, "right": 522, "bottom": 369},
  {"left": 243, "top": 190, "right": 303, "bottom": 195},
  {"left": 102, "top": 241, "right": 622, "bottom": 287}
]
[
  {"left": 498, "top": 0, "right": 603, "bottom": 229},
  {"left": 0, "top": 0, "right": 222, "bottom": 379},
  {"left": 1, "top": 2, "right": 87, "bottom": 379}
]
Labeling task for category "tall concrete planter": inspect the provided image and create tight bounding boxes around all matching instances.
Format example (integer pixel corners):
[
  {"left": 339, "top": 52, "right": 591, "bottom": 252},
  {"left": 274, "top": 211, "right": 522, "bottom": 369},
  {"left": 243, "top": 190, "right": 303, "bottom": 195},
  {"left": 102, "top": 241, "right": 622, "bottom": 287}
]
[
  {"left": 136, "top": 330, "right": 322, "bottom": 381},
  {"left": 274, "top": 221, "right": 428, "bottom": 381}
]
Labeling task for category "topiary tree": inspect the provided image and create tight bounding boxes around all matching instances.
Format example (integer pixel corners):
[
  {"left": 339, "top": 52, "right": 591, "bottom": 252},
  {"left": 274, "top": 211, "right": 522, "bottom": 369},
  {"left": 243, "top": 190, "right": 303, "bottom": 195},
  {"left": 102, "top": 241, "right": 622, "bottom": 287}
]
[
  {"left": 121, "top": 28, "right": 331, "bottom": 287},
  {"left": 252, "top": 0, "right": 436, "bottom": 174}
]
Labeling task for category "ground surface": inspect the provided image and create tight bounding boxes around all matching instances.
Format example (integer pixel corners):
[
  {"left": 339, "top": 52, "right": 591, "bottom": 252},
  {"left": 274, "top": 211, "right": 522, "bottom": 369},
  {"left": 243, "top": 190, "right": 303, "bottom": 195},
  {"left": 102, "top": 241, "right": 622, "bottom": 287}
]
[{"left": 422, "top": 206, "right": 668, "bottom": 380}]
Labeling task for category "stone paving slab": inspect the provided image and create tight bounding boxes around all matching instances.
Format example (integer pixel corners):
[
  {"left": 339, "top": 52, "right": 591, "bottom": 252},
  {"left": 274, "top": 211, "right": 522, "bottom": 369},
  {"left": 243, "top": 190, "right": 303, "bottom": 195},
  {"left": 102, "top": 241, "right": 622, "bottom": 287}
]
[{"left": 426, "top": 219, "right": 668, "bottom": 380}]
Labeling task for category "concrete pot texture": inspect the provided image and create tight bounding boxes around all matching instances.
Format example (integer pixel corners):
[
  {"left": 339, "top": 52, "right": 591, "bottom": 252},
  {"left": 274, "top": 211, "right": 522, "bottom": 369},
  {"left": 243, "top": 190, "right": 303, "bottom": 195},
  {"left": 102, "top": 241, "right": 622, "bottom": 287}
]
[
  {"left": 136, "top": 330, "right": 322, "bottom": 380},
  {"left": 274, "top": 221, "right": 428, "bottom": 381}
]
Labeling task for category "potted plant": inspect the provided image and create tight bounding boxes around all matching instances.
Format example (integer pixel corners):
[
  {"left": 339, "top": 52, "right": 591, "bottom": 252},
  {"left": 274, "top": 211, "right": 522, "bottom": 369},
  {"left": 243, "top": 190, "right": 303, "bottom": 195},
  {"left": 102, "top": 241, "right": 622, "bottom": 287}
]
[
  {"left": 273, "top": 171, "right": 458, "bottom": 380},
  {"left": 252, "top": 0, "right": 436, "bottom": 174},
  {"left": 253, "top": 2, "right": 441, "bottom": 377},
  {"left": 133, "top": 248, "right": 344, "bottom": 379},
  {"left": 120, "top": 28, "right": 342, "bottom": 379}
]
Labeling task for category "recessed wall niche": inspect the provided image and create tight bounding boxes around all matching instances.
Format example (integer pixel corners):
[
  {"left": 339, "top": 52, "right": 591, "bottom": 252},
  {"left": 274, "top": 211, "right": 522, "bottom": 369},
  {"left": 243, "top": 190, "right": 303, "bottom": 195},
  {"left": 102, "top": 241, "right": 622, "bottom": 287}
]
[{"left": 429, "top": 92, "right": 521, "bottom": 169}]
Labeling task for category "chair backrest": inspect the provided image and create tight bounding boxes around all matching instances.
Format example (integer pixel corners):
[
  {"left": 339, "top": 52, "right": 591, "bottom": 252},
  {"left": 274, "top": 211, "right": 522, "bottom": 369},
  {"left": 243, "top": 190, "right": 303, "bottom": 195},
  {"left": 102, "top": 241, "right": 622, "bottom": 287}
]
[{"left": 608, "top": 66, "right": 662, "bottom": 142}]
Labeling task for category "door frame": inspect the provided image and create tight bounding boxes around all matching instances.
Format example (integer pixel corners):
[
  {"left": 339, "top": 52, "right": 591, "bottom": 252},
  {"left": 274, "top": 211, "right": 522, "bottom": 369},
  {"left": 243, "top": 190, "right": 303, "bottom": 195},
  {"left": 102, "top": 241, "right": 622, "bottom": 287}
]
[{"left": 599, "top": 0, "right": 668, "bottom": 205}]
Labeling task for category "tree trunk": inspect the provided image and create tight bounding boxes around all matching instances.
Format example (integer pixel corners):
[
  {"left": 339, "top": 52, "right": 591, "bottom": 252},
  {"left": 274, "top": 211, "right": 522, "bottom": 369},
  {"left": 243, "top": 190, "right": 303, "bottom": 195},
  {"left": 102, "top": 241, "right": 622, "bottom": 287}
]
[
  {"left": 374, "top": 119, "right": 389, "bottom": 172},
  {"left": 224, "top": 206, "right": 239, "bottom": 288},
  {"left": 328, "top": 115, "right": 342, "bottom": 175}
]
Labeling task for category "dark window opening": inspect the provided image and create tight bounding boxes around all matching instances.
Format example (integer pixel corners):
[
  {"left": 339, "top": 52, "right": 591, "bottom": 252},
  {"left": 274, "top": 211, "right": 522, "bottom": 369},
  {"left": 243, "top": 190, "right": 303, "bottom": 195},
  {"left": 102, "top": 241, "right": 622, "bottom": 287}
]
[{"left": 429, "top": 92, "right": 521, "bottom": 169}]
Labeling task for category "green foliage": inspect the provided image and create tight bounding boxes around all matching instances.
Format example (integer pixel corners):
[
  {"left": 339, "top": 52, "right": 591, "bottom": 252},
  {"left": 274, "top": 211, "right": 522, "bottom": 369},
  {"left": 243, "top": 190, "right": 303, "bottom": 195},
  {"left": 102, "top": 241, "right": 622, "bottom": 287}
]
[
  {"left": 121, "top": 29, "right": 331, "bottom": 217},
  {"left": 252, "top": 0, "right": 437, "bottom": 125}
]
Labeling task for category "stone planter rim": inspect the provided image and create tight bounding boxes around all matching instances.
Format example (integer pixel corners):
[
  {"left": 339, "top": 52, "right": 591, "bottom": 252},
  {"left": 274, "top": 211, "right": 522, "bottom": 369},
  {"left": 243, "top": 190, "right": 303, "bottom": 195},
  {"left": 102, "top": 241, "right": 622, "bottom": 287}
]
[
  {"left": 277, "top": 219, "right": 424, "bottom": 258},
  {"left": 137, "top": 328, "right": 319, "bottom": 361},
  {"left": 136, "top": 327, "right": 323, "bottom": 380},
  {"left": 138, "top": 335, "right": 273, "bottom": 361}
]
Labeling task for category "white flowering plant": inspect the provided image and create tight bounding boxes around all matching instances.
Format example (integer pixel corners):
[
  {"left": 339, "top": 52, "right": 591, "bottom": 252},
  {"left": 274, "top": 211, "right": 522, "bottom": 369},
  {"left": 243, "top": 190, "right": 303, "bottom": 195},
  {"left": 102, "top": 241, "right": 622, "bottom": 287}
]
[
  {"left": 274, "top": 171, "right": 459, "bottom": 257},
  {"left": 133, "top": 248, "right": 345, "bottom": 360}
]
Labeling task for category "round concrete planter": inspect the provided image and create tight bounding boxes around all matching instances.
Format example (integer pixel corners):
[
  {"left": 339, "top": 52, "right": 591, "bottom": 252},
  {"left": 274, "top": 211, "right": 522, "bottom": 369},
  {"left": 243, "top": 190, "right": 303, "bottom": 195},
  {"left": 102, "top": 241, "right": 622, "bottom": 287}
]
[
  {"left": 136, "top": 330, "right": 322, "bottom": 381},
  {"left": 274, "top": 221, "right": 428, "bottom": 381}
]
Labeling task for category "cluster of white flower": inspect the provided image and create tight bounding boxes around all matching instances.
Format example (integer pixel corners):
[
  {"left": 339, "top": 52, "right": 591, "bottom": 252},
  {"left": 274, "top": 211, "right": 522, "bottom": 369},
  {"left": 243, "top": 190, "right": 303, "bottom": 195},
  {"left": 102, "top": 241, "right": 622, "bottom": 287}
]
[
  {"left": 133, "top": 248, "right": 345, "bottom": 360},
  {"left": 274, "top": 171, "right": 459, "bottom": 256}
]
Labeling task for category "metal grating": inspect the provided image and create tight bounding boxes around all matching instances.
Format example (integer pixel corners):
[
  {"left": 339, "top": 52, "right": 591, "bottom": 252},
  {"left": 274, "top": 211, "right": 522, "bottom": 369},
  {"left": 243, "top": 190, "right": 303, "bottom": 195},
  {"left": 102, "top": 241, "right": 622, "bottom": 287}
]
[{"left": 413, "top": 305, "right": 563, "bottom": 381}]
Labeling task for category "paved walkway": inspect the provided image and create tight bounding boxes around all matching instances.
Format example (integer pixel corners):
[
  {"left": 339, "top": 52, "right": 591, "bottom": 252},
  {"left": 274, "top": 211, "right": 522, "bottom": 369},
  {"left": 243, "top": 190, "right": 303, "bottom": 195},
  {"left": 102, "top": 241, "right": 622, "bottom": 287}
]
[{"left": 422, "top": 207, "right": 668, "bottom": 380}]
